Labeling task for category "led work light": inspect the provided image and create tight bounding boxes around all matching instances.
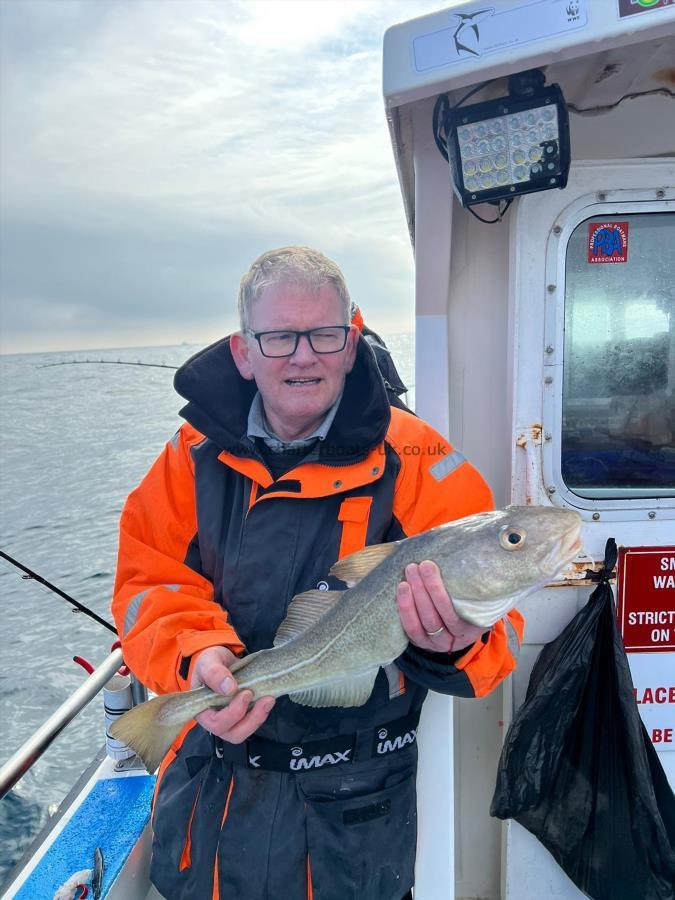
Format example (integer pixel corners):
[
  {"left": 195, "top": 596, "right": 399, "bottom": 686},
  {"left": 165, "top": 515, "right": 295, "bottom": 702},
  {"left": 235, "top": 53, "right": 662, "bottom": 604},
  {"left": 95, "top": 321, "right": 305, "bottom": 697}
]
[{"left": 441, "top": 71, "right": 571, "bottom": 210}]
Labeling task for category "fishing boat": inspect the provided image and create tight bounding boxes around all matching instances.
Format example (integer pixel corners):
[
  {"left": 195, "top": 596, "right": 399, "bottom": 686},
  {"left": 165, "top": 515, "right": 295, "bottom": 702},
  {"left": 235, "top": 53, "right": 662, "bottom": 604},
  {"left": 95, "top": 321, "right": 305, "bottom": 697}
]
[{"left": 2, "top": 1, "right": 674, "bottom": 897}]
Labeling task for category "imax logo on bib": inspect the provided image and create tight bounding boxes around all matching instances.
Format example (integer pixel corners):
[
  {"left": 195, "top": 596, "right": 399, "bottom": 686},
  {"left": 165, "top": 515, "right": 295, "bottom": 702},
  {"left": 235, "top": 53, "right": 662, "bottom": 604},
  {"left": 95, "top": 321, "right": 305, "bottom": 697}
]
[
  {"left": 289, "top": 747, "right": 352, "bottom": 771},
  {"left": 376, "top": 728, "right": 417, "bottom": 755}
]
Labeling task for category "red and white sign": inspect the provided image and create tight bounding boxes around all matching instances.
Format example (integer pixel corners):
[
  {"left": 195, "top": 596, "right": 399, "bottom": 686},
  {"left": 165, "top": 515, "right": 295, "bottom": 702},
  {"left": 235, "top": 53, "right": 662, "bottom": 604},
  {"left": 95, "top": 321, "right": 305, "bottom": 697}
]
[
  {"left": 587, "top": 220, "right": 629, "bottom": 263},
  {"left": 628, "top": 654, "right": 674, "bottom": 750},
  {"left": 617, "top": 546, "right": 675, "bottom": 752},
  {"left": 617, "top": 546, "right": 675, "bottom": 651}
]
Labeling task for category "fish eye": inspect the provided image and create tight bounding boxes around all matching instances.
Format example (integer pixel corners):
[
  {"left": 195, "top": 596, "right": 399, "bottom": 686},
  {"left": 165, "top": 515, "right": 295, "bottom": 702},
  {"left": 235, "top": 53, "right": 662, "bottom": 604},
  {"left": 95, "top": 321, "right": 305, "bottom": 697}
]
[{"left": 499, "top": 526, "right": 526, "bottom": 550}]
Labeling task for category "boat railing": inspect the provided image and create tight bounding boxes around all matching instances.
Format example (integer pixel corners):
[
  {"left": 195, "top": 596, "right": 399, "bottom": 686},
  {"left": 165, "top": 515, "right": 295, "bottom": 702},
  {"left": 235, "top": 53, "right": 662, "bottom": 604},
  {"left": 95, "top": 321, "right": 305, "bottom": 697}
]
[{"left": 0, "top": 648, "right": 142, "bottom": 799}]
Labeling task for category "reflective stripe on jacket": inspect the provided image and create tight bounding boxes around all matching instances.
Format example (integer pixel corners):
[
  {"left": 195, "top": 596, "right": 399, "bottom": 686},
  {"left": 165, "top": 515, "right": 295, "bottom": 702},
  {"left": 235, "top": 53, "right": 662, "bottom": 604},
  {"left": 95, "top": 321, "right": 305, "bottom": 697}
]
[{"left": 112, "top": 336, "right": 523, "bottom": 900}]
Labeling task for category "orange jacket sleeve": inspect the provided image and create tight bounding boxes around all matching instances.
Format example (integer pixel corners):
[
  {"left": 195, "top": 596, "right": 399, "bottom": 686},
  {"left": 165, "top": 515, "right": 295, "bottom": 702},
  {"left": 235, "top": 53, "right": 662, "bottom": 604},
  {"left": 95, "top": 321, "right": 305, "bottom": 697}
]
[
  {"left": 111, "top": 424, "right": 244, "bottom": 695},
  {"left": 388, "top": 408, "right": 524, "bottom": 699}
]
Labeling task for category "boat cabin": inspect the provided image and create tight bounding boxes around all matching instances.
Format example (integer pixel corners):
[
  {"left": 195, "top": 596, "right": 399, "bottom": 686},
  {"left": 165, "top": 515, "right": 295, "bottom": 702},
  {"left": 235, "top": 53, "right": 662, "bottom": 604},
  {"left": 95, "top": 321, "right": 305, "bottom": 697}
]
[{"left": 383, "top": 1, "right": 675, "bottom": 897}]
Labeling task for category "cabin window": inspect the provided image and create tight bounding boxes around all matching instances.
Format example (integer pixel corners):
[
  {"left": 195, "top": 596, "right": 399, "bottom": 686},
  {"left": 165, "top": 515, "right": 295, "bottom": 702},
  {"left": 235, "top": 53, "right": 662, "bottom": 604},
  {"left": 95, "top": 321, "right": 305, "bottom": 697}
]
[{"left": 562, "top": 212, "right": 674, "bottom": 499}]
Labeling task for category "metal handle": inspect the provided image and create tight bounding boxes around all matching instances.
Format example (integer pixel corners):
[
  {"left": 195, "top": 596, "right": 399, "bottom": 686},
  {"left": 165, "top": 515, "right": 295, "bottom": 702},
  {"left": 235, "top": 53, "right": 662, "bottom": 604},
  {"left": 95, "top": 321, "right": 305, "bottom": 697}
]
[{"left": 0, "top": 648, "right": 124, "bottom": 799}]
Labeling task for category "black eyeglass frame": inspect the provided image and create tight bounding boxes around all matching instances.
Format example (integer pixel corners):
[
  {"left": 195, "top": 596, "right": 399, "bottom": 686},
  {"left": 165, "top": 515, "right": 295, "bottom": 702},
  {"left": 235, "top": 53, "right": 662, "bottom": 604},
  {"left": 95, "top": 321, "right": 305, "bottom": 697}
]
[{"left": 245, "top": 325, "right": 351, "bottom": 358}]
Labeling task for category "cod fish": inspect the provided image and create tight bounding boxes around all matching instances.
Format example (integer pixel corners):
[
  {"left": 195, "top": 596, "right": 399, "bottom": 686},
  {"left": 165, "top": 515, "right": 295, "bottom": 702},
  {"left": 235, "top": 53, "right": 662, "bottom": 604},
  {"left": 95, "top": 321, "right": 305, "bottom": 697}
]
[{"left": 112, "top": 505, "right": 582, "bottom": 771}]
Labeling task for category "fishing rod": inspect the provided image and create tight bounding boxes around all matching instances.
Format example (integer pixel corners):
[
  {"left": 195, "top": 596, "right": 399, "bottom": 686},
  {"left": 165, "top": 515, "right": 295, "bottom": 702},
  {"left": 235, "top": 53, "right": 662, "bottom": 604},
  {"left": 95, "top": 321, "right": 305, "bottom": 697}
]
[
  {"left": 0, "top": 550, "right": 117, "bottom": 634},
  {"left": 37, "top": 360, "right": 178, "bottom": 370}
]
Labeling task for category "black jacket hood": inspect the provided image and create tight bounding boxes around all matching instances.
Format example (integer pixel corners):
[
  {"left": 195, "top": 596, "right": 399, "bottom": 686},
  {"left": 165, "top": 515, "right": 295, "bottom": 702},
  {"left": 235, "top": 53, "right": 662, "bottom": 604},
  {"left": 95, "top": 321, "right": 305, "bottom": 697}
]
[{"left": 174, "top": 335, "right": 391, "bottom": 464}]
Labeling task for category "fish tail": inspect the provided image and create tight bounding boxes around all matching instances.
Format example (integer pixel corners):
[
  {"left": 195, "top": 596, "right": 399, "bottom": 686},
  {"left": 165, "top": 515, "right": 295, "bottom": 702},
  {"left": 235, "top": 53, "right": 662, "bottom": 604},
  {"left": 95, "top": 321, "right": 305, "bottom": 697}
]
[{"left": 110, "top": 692, "right": 198, "bottom": 773}]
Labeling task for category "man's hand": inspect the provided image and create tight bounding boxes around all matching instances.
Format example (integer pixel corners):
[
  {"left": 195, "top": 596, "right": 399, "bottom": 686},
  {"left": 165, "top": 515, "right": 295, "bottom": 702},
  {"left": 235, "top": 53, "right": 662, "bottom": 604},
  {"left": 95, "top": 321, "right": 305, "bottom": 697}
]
[
  {"left": 190, "top": 646, "right": 275, "bottom": 744},
  {"left": 396, "top": 561, "right": 488, "bottom": 653}
]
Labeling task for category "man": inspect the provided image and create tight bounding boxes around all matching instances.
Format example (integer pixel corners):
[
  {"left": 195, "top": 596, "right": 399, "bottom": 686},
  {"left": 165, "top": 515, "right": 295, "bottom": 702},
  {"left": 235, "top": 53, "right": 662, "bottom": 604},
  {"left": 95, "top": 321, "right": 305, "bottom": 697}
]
[{"left": 112, "top": 247, "right": 523, "bottom": 900}]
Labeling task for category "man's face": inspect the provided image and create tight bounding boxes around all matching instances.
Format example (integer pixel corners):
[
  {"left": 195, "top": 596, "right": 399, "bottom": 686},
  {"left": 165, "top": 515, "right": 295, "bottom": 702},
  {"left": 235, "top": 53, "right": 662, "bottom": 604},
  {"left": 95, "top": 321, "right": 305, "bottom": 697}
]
[{"left": 230, "top": 282, "right": 358, "bottom": 442}]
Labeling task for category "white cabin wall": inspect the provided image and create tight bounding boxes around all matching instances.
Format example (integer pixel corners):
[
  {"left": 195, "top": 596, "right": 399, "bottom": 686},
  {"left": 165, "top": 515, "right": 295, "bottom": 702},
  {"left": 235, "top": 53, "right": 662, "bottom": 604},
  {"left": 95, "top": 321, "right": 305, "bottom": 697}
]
[
  {"left": 446, "top": 197, "right": 513, "bottom": 505},
  {"left": 410, "top": 96, "right": 513, "bottom": 900},
  {"left": 410, "top": 95, "right": 456, "bottom": 900},
  {"left": 444, "top": 152, "right": 513, "bottom": 900},
  {"left": 412, "top": 96, "right": 453, "bottom": 439},
  {"left": 410, "top": 99, "right": 514, "bottom": 500}
]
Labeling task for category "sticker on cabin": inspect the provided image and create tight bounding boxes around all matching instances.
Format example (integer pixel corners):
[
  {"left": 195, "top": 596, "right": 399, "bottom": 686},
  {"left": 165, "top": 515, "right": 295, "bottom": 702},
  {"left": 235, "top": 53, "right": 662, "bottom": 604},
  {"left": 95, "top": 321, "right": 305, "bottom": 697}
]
[
  {"left": 411, "top": 0, "right": 587, "bottom": 73},
  {"left": 618, "top": 0, "right": 675, "bottom": 19},
  {"left": 587, "top": 221, "right": 629, "bottom": 264}
]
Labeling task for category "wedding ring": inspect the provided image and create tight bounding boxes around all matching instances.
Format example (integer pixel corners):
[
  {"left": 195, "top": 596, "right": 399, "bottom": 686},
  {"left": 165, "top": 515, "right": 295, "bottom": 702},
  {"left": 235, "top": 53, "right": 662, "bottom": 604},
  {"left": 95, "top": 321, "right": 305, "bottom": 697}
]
[{"left": 425, "top": 625, "right": 445, "bottom": 637}]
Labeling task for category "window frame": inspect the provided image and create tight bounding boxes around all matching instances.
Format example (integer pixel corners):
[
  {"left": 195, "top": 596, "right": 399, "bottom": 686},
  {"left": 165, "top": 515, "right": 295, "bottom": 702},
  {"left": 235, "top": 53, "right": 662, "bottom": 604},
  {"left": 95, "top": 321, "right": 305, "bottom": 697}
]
[{"left": 542, "top": 190, "right": 675, "bottom": 515}]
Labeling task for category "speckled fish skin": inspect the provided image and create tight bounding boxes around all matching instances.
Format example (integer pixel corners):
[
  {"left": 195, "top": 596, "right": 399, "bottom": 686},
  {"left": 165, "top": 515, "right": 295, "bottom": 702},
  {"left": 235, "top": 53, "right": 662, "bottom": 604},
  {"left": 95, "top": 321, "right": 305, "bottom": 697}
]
[
  {"left": 111, "top": 506, "right": 582, "bottom": 770},
  {"left": 142, "top": 505, "right": 582, "bottom": 725}
]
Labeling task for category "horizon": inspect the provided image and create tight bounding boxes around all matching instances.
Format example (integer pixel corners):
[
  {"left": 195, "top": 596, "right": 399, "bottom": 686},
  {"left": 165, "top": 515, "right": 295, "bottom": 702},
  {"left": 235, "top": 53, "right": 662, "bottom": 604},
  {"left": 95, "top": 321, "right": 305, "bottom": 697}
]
[{"left": 0, "top": 326, "right": 415, "bottom": 358}]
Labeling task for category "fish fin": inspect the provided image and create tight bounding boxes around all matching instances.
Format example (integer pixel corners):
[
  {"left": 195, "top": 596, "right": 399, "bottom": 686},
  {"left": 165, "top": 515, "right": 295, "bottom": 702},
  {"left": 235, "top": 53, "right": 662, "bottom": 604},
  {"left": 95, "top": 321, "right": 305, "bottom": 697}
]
[
  {"left": 273, "top": 590, "right": 344, "bottom": 647},
  {"left": 110, "top": 688, "right": 222, "bottom": 773},
  {"left": 329, "top": 543, "right": 398, "bottom": 587},
  {"left": 109, "top": 695, "right": 184, "bottom": 773},
  {"left": 288, "top": 667, "right": 379, "bottom": 708}
]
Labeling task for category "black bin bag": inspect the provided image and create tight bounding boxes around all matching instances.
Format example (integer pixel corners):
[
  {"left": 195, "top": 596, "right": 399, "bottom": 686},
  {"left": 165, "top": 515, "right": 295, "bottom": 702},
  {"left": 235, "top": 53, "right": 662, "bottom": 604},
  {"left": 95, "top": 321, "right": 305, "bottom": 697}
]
[{"left": 491, "top": 539, "right": 675, "bottom": 900}]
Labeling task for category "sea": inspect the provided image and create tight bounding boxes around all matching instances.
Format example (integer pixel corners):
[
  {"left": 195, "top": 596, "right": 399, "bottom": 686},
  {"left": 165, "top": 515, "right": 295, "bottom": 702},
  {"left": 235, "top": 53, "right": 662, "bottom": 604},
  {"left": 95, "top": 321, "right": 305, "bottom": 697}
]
[{"left": 0, "top": 334, "right": 414, "bottom": 882}]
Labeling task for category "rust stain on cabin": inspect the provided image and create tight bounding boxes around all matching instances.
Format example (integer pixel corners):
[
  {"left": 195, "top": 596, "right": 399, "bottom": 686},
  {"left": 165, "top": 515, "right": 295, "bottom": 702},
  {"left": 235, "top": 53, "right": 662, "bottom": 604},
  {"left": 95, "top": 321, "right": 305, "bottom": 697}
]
[
  {"left": 652, "top": 68, "right": 675, "bottom": 87},
  {"left": 516, "top": 423, "right": 542, "bottom": 447},
  {"left": 549, "top": 559, "right": 616, "bottom": 587}
]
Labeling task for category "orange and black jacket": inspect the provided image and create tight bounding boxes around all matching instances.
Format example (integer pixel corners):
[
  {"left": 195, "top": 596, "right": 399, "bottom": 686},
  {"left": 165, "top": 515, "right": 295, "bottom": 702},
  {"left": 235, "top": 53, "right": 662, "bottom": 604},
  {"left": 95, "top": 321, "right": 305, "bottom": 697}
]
[{"left": 112, "top": 336, "right": 523, "bottom": 900}]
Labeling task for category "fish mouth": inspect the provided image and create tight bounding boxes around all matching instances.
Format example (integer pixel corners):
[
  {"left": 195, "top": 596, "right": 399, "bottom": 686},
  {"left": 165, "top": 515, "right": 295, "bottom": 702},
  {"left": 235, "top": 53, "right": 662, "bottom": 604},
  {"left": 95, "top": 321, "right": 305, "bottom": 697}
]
[{"left": 542, "top": 522, "right": 583, "bottom": 577}]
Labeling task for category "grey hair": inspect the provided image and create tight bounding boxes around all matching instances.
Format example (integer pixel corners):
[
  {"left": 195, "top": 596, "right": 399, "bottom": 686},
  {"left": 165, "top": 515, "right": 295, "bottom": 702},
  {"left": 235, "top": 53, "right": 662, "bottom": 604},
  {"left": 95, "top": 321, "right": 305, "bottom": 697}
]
[{"left": 237, "top": 246, "right": 351, "bottom": 331}]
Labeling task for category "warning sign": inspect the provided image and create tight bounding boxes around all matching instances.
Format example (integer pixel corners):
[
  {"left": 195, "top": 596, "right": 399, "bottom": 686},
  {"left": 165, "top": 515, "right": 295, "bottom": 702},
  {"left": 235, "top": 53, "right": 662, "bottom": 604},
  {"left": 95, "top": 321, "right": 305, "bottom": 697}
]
[
  {"left": 628, "top": 654, "right": 675, "bottom": 751},
  {"left": 618, "top": 547, "right": 675, "bottom": 751},
  {"left": 617, "top": 547, "right": 675, "bottom": 651},
  {"left": 587, "top": 220, "right": 629, "bottom": 263}
]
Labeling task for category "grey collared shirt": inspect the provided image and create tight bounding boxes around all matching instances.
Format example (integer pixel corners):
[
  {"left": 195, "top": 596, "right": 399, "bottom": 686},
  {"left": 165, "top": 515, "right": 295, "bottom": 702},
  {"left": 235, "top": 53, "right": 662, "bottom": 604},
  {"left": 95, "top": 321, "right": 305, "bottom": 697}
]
[{"left": 246, "top": 390, "right": 342, "bottom": 453}]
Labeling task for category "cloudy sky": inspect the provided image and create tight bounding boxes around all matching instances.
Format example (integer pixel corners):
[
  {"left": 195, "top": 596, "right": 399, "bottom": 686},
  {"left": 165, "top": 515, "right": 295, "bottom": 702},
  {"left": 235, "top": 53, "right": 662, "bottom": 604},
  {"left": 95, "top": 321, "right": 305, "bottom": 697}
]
[{"left": 0, "top": 0, "right": 454, "bottom": 354}]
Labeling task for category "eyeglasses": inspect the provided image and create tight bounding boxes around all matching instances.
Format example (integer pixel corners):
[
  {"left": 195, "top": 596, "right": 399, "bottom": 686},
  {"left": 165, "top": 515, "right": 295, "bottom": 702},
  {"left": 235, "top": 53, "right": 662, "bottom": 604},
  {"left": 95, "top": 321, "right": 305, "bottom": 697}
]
[{"left": 245, "top": 325, "right": 350, "bottom": 358}]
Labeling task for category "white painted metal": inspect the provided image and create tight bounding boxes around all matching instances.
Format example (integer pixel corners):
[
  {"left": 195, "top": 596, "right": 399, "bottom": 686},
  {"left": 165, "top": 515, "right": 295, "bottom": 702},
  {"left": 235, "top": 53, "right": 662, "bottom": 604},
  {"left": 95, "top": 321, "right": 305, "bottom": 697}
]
[
  {"left": 441, "top": 170, "right": 514, "bottom": 898},
  {"left": 415, "top": 694, "right": 455, "bottom": 900},
  {"left": 411, "top": 84, "right": 515, "bottom": 900},
  {"left": 407, "top": 80, "right": 514, "bottom": 900},
  {"left": 502, "top": 820, "right": 587, "bottom": 900},
  {"left": 412, "top": 94, "right": 456, "bottom": 900},
  {"left": 384, "top": 0, "right": 675, "bottom": 111},
  {"left": 383, "top": 0, "right": 675, "bottom": 242},
  {"left": 539, "top": 181, "right": 675, "bottom": 519},
  {"left": 511, "top": 162, "right": 675, "bottom": 537},
  {"left": 413, "top": 96, "right": 454, "bottom": 439}
]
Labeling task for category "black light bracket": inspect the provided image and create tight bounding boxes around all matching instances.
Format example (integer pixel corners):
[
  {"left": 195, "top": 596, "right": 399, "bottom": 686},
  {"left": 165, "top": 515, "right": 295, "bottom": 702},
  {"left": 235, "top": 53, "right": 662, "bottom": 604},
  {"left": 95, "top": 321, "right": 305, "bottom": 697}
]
[{"left": 507, "top": 68, "right": 546, "bottom": 98}]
